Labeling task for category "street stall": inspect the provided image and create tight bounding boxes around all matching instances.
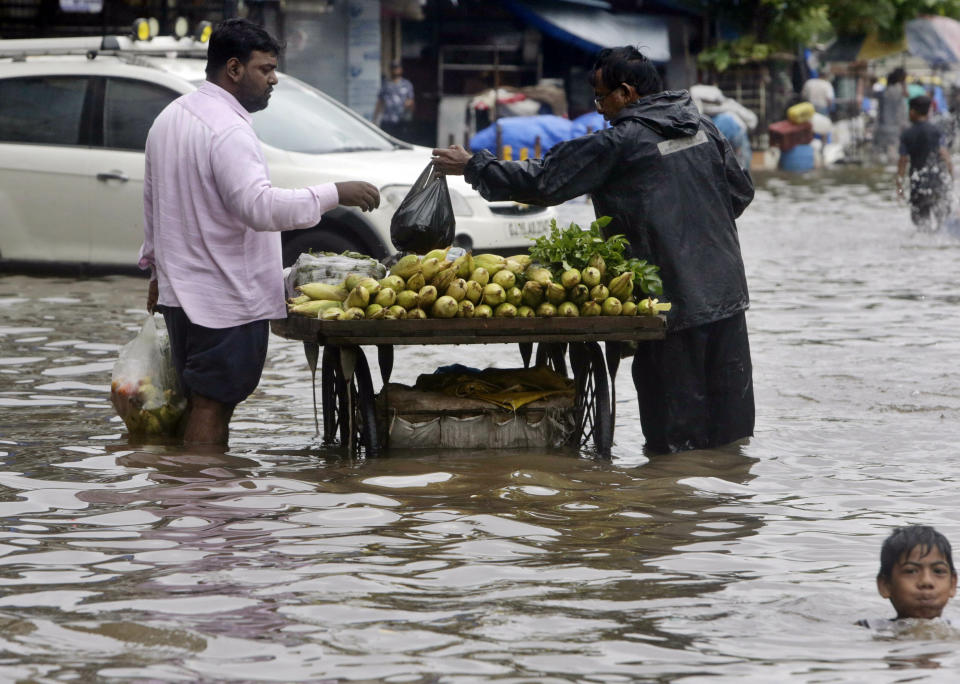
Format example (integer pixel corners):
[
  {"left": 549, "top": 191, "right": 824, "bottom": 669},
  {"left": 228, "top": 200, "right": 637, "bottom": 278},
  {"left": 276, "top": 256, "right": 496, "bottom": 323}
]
[
  {"left": 276, "top": 218, "right": 668, "bottom": 457},
  {"left": 271, "top": 314, "right": 665, "bottom": 457}
]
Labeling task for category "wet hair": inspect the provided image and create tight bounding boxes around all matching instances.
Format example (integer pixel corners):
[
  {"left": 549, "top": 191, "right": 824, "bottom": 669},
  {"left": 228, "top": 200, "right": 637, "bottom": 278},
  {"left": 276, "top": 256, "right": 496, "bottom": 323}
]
[
  {"left": 909, "top": 94, "right": 932, "bottom": 115},
  {"left": 589, "top": 46, "right": 663, "bottom": 98},
  {"left": 878, "top": 525, "right": 956, "bottom": 580},
  {"left": 205, "top": 18, "right": 284, "bottom": 78},
  {"left": 888, "top": 67, "right": 906, "bottom": 85}
]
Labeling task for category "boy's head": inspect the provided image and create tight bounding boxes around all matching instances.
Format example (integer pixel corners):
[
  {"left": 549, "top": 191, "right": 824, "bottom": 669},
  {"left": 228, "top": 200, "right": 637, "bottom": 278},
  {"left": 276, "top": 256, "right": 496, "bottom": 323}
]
[
  {"left": 909, "top": 94, "right": 932, "bottom": 121},
  {"left": 877, "top": 525, "right": 957, "bottom": 619}
]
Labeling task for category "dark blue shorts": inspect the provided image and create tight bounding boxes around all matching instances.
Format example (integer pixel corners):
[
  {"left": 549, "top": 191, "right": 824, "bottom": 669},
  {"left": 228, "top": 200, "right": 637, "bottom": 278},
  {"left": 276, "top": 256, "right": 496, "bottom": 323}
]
[{"left": 157, "top": 306, "right": 269, "bottom": 406}]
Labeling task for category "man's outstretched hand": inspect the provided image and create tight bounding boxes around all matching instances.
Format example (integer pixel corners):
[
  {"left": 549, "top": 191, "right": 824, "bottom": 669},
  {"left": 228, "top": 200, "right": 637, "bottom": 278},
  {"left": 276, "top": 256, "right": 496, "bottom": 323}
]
[
  {"left": 335, "top": 181, "right": 380, "bottom": 212},
  {"left": 431, "top": 145, "right": 472, "bottom": 176}
]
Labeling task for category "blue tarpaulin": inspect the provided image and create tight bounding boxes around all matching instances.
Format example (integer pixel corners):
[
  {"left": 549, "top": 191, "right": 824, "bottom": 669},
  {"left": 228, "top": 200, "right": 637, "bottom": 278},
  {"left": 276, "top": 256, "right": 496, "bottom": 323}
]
[
  {"left": 573, "top": 111, "right": 610, "bottom": 132},
  {"left": 469, "top": 115, "right": 589, "bottom": 154}
]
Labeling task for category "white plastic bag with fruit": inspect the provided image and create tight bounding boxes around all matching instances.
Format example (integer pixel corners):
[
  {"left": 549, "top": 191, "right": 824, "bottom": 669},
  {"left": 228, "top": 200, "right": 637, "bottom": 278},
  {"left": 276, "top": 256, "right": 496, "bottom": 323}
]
[{"left": 110, "top": 315, "right": 186, "bottom": 437}]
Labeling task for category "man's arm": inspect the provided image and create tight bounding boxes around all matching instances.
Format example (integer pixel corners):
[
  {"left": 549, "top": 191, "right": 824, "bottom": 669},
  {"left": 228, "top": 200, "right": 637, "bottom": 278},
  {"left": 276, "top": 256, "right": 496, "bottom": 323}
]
[
  {"left": 940, "top": 146, "right": 954, "bottom": 178},
  {"left": 719, "top": 135, "right": 754, "bottom": 217},
  {"left": 211, "top": 126, "right": 379, "bottom": 230},
  {"left": 140, "top": 146, "right": 157, "bottom": 312},
  {"left": 896, "top": 155, "right": 909, "bottom": 199},
  {"left": 704, "top": 119, "right": 753, "bottom": 217},
  {"left": 433, "top": 130, "right": 620, "bottom": 206}
]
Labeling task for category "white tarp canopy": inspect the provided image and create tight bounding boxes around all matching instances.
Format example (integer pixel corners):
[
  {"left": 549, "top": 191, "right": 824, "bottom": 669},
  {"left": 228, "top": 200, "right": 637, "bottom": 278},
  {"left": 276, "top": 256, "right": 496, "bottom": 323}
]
[{"left": 503, "top": 0, "right": 671, "bottom": 62}]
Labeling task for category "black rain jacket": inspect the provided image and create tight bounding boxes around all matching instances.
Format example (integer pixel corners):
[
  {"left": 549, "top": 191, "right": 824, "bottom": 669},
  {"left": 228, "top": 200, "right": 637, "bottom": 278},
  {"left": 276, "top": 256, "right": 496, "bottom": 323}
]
[{"left": 464, "top": 90, "right": 755, "bottom": 331}]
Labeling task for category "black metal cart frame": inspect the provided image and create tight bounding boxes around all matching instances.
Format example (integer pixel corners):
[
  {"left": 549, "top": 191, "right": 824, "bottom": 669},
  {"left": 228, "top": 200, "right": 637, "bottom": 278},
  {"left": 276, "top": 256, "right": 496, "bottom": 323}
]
[{"left": 271, "top": 316, "right": 665, "bottom": 457}]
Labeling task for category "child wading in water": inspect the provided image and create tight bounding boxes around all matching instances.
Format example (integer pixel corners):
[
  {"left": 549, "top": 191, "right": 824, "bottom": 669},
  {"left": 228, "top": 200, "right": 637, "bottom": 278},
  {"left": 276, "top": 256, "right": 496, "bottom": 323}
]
[
  {"left": 896, "top": 95, "right": 955, "bottom": 231},
  {"left": 858, "top": 525, "right": 957, "bottom": 630}
]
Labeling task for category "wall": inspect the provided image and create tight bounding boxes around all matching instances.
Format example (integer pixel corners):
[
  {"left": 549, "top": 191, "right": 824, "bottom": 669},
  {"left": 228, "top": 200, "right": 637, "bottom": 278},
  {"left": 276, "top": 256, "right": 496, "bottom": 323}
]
[{"left": 282, "top": 0, "right": 380, "bottom": 118}]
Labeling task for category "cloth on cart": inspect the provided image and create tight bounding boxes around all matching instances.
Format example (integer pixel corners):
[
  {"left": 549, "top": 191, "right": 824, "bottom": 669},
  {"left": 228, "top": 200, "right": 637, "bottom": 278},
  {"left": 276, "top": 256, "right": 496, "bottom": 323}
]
[{"left": 415, "top": 365, "right": 574, "bottom": 411}]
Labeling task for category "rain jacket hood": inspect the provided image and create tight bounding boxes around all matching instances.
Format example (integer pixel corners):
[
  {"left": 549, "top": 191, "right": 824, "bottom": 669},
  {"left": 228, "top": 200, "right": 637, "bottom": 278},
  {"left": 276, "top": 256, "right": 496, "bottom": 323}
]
[
  {"left": 613, "top": 90, "right": 701, "bottom": 139},
  {"left": 464, "top": 88, "right": 755, "bottom": 331}
]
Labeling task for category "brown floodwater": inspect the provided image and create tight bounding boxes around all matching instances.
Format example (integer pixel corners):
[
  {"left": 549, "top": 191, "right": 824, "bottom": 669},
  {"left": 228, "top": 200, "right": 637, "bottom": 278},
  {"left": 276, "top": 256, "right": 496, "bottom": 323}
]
[{"left": 2, "top": 166, "right": 960, "bottom": 682}]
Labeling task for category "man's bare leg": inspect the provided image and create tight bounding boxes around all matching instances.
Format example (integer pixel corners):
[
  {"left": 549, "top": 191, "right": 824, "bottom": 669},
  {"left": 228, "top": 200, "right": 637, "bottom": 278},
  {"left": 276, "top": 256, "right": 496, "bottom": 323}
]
[{"left": 183, "top": 394, "right": 236, "bottom": 449}]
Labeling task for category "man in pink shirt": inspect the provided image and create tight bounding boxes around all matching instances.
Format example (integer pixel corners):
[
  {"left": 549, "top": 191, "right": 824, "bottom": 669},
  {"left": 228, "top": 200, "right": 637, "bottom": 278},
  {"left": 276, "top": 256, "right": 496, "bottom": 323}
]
[{"left": 139, "top": 18, "right": 379, "bottom": 449}]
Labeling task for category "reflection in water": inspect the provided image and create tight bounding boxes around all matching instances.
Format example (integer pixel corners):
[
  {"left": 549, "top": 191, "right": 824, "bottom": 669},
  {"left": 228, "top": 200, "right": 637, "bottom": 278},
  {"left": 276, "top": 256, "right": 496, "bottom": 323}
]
[
  {"left": 0, "top": 440, "right": 762, "bottom": 680},
  {"left": 3, "top": 168, "right": 960, "bottom": 679}
]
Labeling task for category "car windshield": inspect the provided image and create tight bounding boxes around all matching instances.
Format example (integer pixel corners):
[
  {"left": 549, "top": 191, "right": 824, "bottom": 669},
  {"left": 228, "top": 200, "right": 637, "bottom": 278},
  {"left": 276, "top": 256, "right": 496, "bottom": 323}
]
[{"left": 248, "top": 77, "right": 398, "bottom": 154}]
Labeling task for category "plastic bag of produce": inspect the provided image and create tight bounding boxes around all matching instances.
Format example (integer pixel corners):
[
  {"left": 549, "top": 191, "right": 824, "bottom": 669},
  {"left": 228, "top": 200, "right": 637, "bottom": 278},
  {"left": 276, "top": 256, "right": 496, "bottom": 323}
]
[
  {"left": 284, "top": 251, "right": 386, "bottom": 297},
  {"left": 389, "top": 162, "right": 455, "bottom": 253},
  {"left": 110, "top": 315, "right": 186, "bottom": 437}
]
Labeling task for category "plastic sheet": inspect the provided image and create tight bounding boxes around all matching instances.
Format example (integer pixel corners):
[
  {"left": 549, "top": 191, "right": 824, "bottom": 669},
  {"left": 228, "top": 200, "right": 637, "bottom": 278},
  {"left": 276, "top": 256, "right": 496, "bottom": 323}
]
[
  {"left": 110, "top": 315, "right": 186, "bottom": 437},
  {"left": 284, "top": 252, "right": 386, "bottom": 297}
]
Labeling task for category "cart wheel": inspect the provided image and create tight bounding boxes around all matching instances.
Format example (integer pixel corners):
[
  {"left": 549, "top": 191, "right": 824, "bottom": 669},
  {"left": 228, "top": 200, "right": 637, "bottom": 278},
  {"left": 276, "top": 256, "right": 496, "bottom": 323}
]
[
  {"left": 518, "top": 342, "right": 533, "bottom": 368},
  {"left": 321, "top": 345, "right": 346, "bottom": 445},
  {"left": 570, "top": 342, "right": 613, "bottom": 456},
  {"left": 378, "top": 345, "right": 394, "bottom": 384},
  {"left": 535, "top": 342, "right": 568, "bottom": 377},
  {"left": 319, "top": 345, "right": 380, "bottom": 454},
  {"left": 604, "top": 341, "right": 621, "bottom": 430},
  {"left": 352, "top": 349, "right": 380, "bottom": 455}
]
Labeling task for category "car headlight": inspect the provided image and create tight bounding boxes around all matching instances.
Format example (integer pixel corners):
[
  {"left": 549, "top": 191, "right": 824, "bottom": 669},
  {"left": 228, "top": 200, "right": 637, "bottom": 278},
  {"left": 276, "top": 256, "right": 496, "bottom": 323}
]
[{"left": 380, "top": 184, "right": 473, "bottom": 217}]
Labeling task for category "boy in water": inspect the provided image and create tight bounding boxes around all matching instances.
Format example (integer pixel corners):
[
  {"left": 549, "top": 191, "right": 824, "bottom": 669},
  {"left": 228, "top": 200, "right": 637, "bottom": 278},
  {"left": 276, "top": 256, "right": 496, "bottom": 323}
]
[
  {"left": 896, "top": 95, "right": 954, "bottom": 231},
  {"left": 858, "top": 525, "right": 957, "bottom": 629}
]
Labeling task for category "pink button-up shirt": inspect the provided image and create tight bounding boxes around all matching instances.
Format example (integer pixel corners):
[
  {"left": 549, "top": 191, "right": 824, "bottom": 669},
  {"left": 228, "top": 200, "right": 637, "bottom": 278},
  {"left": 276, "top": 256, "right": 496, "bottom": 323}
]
[{"left": 139, "top": 81, "right": 339, "bottom": 328}]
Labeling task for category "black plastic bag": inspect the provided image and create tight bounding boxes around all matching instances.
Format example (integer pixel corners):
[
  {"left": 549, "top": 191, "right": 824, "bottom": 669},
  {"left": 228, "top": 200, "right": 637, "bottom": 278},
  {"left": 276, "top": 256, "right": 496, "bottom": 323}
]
[{"left": 390, "top": 162, "right": 455, "bottom": 253}]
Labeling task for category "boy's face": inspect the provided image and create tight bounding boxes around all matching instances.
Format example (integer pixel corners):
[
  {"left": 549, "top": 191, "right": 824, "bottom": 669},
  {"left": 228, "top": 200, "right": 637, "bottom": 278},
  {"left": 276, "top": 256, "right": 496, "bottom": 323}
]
[{"left": 878, "top": 545, "right": 957, "bottom": 619}]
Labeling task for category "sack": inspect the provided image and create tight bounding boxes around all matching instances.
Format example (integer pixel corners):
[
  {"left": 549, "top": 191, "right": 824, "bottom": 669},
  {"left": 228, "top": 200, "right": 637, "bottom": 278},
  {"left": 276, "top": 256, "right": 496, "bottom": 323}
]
[
  {"left": 110, "top": 315, "right": 187, "bottom": 437},
  {"left": 390, "top": 162, "right": 455, "bottom": 253},
  {"left": 284, "top": 251, "right": 386, "bottom": 297}
]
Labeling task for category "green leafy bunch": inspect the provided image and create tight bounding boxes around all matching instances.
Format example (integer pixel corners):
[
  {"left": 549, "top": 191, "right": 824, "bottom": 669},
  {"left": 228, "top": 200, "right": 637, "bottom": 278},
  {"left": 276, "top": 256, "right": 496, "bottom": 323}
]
[{"left": 529, "top": 216, "right": 663, "bottom": 296}]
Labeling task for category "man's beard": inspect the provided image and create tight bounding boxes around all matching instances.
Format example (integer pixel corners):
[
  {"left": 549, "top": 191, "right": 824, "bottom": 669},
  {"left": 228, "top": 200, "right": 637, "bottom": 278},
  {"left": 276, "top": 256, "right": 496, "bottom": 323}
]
[{"left": 239, "top": 88, "right": 271, "bottom": 113}]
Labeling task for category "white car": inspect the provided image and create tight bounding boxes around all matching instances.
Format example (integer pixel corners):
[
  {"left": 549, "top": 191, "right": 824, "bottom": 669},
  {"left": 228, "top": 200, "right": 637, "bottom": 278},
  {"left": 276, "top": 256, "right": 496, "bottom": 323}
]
[{"left": 0, "top": 35, "right": 556, "bottom": 272}]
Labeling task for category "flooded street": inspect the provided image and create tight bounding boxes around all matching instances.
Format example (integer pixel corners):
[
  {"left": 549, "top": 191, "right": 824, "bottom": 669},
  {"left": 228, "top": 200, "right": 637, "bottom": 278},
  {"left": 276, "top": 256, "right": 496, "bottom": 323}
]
[{"left": 2, "top": 166, "right": 960, "bottom": 682}]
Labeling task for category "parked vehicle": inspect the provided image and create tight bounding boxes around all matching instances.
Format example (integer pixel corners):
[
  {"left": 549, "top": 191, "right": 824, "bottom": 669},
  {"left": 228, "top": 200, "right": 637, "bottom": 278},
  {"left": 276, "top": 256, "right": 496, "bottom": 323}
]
[{"left": 0, "top": 35, "right": 556, "bottom": 273}]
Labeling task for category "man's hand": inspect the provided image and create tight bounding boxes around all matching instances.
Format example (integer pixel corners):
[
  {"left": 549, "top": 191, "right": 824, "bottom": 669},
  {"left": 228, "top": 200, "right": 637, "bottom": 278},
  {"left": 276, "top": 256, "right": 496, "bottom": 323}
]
[
  {"left": 431, "top": 145, "right": 472, "bottom": 176},
  {"left": 335, "top": 181, "right": 380, "bottom": 212},
  {"left": 146, "top": 279, "right": 158, "bottom": 314}
]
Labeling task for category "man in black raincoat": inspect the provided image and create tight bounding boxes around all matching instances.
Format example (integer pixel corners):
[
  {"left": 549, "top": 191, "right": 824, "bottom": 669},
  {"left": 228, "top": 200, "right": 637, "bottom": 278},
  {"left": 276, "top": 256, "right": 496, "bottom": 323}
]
[{"left": 432, "top": 46, "right": 755, "bottom": 454}]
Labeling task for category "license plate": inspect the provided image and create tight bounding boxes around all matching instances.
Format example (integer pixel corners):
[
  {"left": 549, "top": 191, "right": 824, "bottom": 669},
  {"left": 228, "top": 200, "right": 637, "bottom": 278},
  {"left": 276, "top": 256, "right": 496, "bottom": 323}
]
[{"left": 506, "top": 218, "right": 551, "bottom": 238}]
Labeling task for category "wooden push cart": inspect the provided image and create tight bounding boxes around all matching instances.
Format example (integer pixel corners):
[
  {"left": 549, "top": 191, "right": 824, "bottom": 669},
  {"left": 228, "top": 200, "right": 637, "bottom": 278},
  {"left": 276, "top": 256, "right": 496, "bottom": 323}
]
[{"left": 271, "top": 315, "right": 666, "bottom": 457}]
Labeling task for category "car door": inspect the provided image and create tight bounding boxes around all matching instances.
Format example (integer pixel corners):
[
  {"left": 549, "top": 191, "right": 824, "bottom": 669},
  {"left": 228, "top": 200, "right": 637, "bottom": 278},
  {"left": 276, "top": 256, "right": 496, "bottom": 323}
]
[
  {"left": 0, "top": 74, "right": 96, "bottom": 263},
  {"left": 89, "top": 76, "right": 180, "bottom": 265}
]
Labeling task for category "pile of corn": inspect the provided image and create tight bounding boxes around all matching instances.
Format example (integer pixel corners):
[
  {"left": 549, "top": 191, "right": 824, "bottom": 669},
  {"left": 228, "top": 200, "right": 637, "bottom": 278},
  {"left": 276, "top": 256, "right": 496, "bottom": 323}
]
[{"left": 287, "top": 248, "right": 670, "bottom": 320}]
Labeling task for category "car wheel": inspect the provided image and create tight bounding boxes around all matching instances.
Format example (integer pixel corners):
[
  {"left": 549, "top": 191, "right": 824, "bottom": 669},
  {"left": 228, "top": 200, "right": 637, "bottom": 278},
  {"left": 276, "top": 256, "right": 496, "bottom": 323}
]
[{"left": 282, "top": 229, "right": 366, "bottom": 267}]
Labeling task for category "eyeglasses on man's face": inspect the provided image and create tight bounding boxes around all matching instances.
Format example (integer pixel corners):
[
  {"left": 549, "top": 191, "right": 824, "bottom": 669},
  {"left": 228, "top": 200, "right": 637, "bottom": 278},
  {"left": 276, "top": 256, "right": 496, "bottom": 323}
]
[{"left": 594, "top": 83, "right": 625, "bottom": 106}]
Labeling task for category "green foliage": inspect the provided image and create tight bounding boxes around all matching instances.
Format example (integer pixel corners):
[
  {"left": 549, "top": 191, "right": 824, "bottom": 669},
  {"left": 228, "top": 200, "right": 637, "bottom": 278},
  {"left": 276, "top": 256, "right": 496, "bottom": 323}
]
[
  {"left": 689, "top": 0, "right": 960, "bottom": 59},
  {"left": 684, "top": 0, "right": 831, "bottom": 53},
  {"left": 529, "top": 217, "right": 663, "bottom": 296},
  {"left": 828, "top": 0, "right": 960, "bottom": 43},
  {"left": 697, "top": 37, "right": 774, "bottom": 72}
]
